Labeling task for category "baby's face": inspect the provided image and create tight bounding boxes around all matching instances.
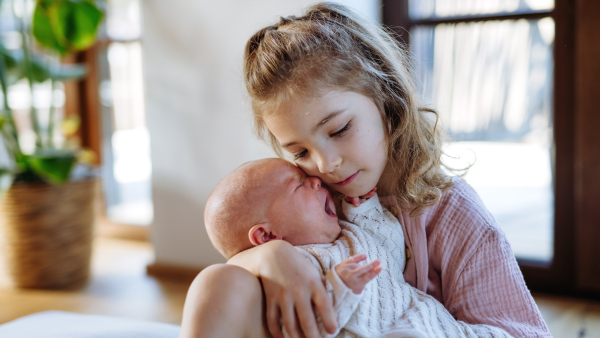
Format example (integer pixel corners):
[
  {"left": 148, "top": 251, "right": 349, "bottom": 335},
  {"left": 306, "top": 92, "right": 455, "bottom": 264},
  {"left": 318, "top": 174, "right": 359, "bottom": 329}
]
[{"left": 264, "top": 161, "right": 341, "bottom": 246}]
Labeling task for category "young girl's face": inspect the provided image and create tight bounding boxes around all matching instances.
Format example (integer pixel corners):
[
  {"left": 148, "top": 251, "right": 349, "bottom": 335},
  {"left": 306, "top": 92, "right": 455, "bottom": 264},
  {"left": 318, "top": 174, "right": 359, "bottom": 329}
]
[{"left": 264, "top": 90, "right": 389, "bottom": 198}]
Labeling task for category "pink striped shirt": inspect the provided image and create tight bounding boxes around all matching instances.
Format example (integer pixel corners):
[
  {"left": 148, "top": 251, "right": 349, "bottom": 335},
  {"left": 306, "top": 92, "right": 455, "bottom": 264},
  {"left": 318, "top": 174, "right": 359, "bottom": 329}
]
[{"left": 380, "top": 178, "right": 551, "bottom": 338}]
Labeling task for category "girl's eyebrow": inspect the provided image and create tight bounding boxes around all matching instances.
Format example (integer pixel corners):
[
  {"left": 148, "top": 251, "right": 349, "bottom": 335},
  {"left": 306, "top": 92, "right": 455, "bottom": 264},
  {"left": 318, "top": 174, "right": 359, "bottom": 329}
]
[{"left": 313, "top": 110, "right": 343, "bottom": 133}]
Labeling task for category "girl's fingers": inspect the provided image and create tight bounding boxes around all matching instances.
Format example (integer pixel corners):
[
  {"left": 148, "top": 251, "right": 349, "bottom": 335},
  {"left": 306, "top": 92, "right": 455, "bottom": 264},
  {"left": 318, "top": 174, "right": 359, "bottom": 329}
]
[
  {"left": 281, "top": 299, "right": 300, "bottom": 338},
  {"left": 312, "top": 287, "right": 337, "bottom": 334},
  {"left": 266, "top": 302, "right": 284, "bottom": 338},
  {"left": 295, "top": 298, "right": 321, "bottom": 338}
]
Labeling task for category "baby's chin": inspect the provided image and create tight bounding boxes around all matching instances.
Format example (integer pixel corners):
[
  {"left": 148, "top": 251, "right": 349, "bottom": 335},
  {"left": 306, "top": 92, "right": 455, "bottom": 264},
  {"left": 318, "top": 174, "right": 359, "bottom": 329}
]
[
  {"left": 292, "top": 225, "right": 341, "bottom": 246},
  {"left": 331, "top": 225, "right": 342, "bottom": 241},
  {"left": 325, "top": 221, "right": 342, "bottom": 243}
]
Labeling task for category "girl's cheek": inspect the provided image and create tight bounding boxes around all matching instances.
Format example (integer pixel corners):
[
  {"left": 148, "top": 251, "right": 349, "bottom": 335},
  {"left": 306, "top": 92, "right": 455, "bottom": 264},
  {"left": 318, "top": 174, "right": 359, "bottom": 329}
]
[{"left": 295, "top": 161, "right": 318, "bottom": 177}]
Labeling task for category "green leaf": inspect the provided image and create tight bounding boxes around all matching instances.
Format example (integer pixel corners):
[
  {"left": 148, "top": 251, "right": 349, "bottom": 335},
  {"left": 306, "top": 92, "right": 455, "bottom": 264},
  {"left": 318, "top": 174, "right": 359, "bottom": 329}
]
[
  {"left": 33, "top": 0, "right": 104, "bottom": 55},
  {"left": 29, "top": 53, "right": 88, "bottom": 82},
  {"left": 53, "top": 1, "right": 77, "bottom": 51},
  {"left": 30, "top": 54, "right": 51, "bottom": 82},
  {"left": 53, "top": 0, "right": 103, "bottom": 53},
  {"left": 23, "top": 149, "right": 78, "bottom": 184},
  {"left": 33, "top": 3, "right": 67, "bottom": 55},
  {"left": 0, "top": 45, "right": 24, "bottom": 85},
  {"left": 0, "top": 45, "right": 18, "bottom": 70},
  {"left": 71, "top": 1, "right": 103, "bottom": 50}
]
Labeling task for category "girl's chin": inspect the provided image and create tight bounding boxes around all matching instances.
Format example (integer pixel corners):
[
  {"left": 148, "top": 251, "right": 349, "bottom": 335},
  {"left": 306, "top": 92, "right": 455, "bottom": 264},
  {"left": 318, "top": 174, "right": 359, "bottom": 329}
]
[
  {"left": 336, "top": 186, "right": 371, "bottom": 199},
  {"left": 325, "top": 178, "right": 374, "bottom": 197}
]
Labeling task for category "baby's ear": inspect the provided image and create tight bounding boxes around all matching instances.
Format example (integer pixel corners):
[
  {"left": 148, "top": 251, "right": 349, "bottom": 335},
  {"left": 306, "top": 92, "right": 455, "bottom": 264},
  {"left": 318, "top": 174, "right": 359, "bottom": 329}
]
[{"left": 248, "top": 223, "right": 278, "bottom": 246}]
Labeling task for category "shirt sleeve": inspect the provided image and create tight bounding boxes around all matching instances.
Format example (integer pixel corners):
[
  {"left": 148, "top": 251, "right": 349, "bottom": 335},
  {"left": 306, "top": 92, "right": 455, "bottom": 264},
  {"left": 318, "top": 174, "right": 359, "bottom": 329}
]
[
  {"left": 446, "top": 228, "right": 551, "bottom": 338},
  {"left": 320, "top": 267, "right": 362, "bottom": 338},
  {"left": 293, "top": 247, "right": 362, "bottom": 338}
]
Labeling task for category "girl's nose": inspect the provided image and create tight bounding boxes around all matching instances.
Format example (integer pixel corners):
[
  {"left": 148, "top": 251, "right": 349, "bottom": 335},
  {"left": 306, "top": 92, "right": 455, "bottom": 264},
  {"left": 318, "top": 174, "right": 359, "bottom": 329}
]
[
  {"left": 315, "top": 151, "right": 341, "bottom": 174},
  {"left": 306, "top": 176, "right": 322, "bottom": 190}
]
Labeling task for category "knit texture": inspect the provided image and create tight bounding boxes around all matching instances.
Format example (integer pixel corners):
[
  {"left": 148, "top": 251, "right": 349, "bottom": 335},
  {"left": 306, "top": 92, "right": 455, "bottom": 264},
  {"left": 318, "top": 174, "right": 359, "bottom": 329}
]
[
  {"left": 297, "top": 195, "right": 512, "bottom": 338},
  {"left": 380, "top": 177, "right": 551, "bottom": 338}
]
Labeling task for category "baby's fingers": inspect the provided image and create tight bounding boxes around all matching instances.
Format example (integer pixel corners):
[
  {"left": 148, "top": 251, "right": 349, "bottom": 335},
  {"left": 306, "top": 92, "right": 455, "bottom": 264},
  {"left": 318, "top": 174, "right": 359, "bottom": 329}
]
[
  {"left": 342, "top": 254, "right": 367, "bottom": 265},
  {"left": 353, "top": 259, "right": 381, "bottom": 277},
  {"left": 360, "top": 187, "right": 377, "bottom": 199},
  {"left": 358, "top": 265, "right": 382, "bottom": 285},
  {"left": 344, "top": 196, "right": 361, "bottom": 207}
]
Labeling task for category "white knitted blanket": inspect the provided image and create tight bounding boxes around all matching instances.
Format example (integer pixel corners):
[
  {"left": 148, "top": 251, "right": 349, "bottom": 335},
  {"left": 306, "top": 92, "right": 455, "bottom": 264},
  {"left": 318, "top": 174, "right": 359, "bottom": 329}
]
[{"left": 295, "top": 195, "right": 513, "bottom": 338}]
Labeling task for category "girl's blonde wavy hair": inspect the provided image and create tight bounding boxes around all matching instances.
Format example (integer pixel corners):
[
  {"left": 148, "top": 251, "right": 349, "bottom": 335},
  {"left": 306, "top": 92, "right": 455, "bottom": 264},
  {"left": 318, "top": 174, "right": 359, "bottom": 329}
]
[{"left": 244, "top": 2, "right": 454, "bottom": 216}]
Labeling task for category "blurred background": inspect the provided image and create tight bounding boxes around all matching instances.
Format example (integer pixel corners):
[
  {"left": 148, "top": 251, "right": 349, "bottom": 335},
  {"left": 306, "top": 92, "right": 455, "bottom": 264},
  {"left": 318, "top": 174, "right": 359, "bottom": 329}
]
[{"left": 0, "top": 0, "right": 599, "bottom": 336}]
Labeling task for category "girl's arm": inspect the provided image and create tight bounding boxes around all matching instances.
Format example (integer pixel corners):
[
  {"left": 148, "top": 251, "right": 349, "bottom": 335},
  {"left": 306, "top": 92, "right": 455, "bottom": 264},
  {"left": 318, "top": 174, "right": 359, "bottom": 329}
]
[
  {"left": 429, "top": 179, "right": 551, "bottom": 337},
  {"left": 445, "top": 229, "right": 550, "bottom": 337},
  {"left": 228, "top": 240, "right": 338, "bottom": 338}
]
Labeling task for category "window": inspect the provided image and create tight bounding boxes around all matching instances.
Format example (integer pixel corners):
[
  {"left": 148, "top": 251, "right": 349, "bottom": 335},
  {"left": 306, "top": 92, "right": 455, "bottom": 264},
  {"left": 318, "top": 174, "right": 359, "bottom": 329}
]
[
  {"left": 98, "top": 0, "right": 153, "bottom": 226},
  {"left": 383, "top": 0, "right": 588, "bottom": 292}
]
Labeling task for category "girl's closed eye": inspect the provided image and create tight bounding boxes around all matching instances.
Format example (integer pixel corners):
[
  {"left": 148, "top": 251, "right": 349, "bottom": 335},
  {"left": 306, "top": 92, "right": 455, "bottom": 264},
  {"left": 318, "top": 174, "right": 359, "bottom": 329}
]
[
  {"left": 293, "top": 120, "right": 352, "bottom": 160},
  {"left": 330, "top": 120, "right": 352, "bottom": 138},
  {"left": 294, "top": 149, "right": 308, "bottom": 160}
]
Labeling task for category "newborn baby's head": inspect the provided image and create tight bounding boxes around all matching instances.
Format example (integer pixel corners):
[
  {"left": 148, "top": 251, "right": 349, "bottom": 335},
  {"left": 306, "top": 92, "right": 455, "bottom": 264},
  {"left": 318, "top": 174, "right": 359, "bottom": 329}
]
[{"left": 205, "top": 158, "right": 341, "bottom": 259}]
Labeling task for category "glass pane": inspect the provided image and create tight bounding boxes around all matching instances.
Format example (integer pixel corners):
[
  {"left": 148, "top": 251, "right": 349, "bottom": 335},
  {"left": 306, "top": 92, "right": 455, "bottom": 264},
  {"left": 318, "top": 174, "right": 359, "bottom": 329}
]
[
  {"left": 106, "top": 0, "right": 142, "bottom": 40},
  {"left": 409, "top": 0, "right": 554, "bottom": 20},
  {"left": 99, "top": 39, "right": 153, "bottom": 225},
  {"left": 411, "top": 18, "right": 555, "bottom": 262}
]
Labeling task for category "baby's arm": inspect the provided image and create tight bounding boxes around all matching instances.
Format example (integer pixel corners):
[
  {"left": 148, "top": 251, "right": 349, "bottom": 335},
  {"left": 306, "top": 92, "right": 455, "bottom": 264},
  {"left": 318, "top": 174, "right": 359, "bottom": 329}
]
[
  {"left": 293, "top": 250, "right": 380, "bottom": 338},
  {"left": 318, "top": 254, "right": 380, "bottom": 338}
]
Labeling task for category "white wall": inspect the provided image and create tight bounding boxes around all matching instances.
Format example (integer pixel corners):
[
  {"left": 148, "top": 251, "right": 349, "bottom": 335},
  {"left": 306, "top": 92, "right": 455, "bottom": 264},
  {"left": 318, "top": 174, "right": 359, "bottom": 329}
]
[{"left": 142, "top": 0, "right": 381, "bottom": 268}]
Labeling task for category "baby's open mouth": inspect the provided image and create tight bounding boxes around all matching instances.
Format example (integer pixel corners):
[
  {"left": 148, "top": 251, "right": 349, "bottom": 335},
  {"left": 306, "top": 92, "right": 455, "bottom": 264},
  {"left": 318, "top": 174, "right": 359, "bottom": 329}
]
[{"left": 324, "top": 193, "right": 336, "bottom": 216}]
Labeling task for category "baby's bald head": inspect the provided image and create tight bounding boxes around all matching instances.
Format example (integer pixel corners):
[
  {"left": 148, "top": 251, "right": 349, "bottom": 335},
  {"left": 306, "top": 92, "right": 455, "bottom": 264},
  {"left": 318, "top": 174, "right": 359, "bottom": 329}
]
[{"left": 204, "top": 158, "right": 287, "bottom": 259}]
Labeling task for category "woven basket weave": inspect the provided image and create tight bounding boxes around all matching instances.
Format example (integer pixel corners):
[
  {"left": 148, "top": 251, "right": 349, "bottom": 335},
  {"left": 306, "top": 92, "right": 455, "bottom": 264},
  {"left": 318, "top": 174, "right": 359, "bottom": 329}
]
[{"left": 0, "top": 179, "right": 97, "bottom": 289}]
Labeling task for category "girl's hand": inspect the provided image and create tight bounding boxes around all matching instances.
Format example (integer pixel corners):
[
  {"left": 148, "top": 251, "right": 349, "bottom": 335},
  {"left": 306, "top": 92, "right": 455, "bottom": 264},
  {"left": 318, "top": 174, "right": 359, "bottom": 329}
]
[
  {"left": 335, "top": 254, "right": 381, "bottom": 294},
  {"left": 345, "top": 187, "right": 377, "bottom": 207},
  {"left": 228, "top": 240, "right": 337, "bottom": 338}
]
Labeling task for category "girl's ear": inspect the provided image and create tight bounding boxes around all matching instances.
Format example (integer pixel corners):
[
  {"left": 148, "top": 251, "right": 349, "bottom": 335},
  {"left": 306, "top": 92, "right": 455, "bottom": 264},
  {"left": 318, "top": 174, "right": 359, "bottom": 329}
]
[{"left": 248, "top": 223, "right": 279, "bottom": 246}]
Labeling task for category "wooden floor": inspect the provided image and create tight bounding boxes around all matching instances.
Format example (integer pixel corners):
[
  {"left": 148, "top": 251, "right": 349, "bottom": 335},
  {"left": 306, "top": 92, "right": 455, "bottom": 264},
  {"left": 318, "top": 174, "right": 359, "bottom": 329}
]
[
  {"left": 0, "top": 238, "right": 188, "bottom": 326},
  {"left": 1, "top": 237, "right": 600, "bottom": 337}
]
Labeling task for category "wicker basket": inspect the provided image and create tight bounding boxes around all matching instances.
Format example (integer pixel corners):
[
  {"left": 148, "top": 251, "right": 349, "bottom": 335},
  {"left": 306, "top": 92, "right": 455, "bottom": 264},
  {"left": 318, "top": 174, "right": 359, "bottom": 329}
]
[{"left": 0, "top": 178, "right": 97, "bottom": 289}]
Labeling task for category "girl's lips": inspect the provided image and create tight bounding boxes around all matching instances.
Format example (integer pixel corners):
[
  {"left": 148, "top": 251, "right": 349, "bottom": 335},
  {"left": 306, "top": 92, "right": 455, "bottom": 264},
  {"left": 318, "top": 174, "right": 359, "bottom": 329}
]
[{"left": 335, "top": 171, "right": 359, "bottom": 186}]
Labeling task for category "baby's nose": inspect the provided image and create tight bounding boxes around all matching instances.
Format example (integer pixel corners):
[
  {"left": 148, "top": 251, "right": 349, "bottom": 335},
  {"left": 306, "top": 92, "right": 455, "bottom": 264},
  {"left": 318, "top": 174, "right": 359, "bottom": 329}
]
[{"left": 306, "top": 176, "right": 321, "bottom": 190}]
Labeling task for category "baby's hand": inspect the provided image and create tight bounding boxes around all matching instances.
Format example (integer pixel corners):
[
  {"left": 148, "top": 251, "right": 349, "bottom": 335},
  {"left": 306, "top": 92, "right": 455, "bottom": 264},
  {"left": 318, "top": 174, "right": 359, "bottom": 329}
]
[
  {"left": 345, "top": 187, "right": 377, "bottom": 207},
  {"left": 334, "top": 254, "right": 381, "bottom": 294}
]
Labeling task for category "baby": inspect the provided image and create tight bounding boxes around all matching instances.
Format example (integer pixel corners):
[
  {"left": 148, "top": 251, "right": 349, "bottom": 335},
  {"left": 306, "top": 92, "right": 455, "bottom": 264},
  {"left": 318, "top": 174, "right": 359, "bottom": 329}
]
[{"left": 205, "top": 158, "right": 511, "bottom": 338}]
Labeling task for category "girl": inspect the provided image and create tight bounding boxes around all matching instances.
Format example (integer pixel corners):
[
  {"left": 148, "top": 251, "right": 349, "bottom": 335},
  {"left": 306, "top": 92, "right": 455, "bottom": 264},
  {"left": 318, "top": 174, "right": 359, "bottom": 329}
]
[{"left": 180, "top": 3, "right": 551, "bottom": 338}]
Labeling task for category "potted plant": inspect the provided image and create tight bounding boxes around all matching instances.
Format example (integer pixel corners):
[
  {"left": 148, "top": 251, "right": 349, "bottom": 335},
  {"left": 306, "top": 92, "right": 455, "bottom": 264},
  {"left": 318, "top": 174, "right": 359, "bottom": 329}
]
[{"left": 0, "top": 0, "right": 104, "bottom": 289}]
